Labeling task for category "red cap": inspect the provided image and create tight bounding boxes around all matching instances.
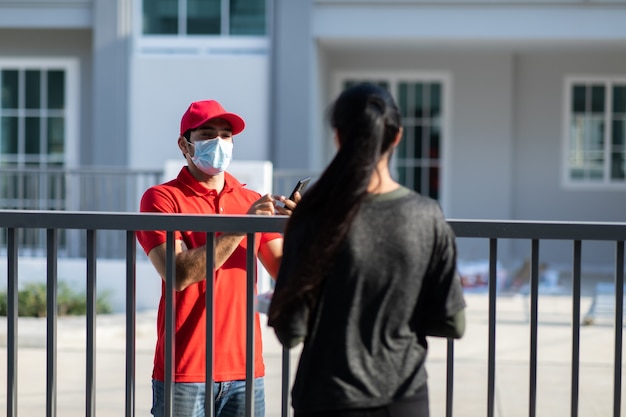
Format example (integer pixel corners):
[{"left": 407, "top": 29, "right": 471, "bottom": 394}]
[{"left": 179, "top": 100, "right": 245, "bottom": 136}]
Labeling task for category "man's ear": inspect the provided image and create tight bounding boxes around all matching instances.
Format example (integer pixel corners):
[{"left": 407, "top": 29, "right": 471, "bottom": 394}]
[{"left": 178, "top": 135, "right": 189, "bottom": 156}]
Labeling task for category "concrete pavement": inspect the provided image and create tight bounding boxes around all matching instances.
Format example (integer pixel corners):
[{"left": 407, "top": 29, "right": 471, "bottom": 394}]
[{"left": 0, "top": 293, "right": 622, "bottom": 416}]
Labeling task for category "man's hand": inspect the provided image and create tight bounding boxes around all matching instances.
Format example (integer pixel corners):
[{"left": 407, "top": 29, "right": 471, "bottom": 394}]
[
  {"left": 246, "top": 191, "right": 304, "bottom": 217},
  {"left": 248, "top": 194, "right": 280, "bottom": 215},
  {"left": 273, "top": 191, "right": 302, "bottom": 215}
]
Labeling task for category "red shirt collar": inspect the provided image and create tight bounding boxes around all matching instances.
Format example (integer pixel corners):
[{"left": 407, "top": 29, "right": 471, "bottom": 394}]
[{"left": 176, "top": 166, "right": 244, "bottom": 196}]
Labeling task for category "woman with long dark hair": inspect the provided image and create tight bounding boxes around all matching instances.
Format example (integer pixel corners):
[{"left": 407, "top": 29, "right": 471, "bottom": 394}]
[{"left": 268, "top": 83, "right": 466, "bottom": 417}]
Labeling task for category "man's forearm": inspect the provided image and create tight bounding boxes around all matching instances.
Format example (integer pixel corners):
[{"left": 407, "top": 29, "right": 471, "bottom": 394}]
[
  {"left": 174, "top": 233, "right": 245, "bottom": 290},
  {"left": 214, "top": 232, "right": 246, "bottom": 268}
]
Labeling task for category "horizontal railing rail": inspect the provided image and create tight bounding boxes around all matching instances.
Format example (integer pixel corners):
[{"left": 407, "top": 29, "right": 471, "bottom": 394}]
[
  {"left": 0, "top": 211, "right": 624, "bottom": 417},
  {"left": 0, "top": 167, "right": 317, "bottom": 258},
  {"left": 0, "top": 167, "right": 163, "bottom": 259}
]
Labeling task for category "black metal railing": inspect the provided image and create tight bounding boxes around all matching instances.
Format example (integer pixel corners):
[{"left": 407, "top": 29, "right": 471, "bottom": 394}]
[
  {"left": 0, "top": 167, "right": 317, "bottom": 258},
  {"left": 0, "top": 212, "right": 625, "bottom": 417}
]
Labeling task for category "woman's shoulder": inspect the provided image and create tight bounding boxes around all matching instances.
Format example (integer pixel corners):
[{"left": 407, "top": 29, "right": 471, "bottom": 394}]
[{"left": 368, "top": 186, "right": 439, "bottom": 209}]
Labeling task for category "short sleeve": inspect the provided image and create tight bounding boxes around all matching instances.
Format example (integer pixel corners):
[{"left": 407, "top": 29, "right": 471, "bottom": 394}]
[
  {"left": 136, "top": 186, "right": 183, "bottom": 255},
  {"left": 420, "top": 217, "right": 466, "bottom": 325}
]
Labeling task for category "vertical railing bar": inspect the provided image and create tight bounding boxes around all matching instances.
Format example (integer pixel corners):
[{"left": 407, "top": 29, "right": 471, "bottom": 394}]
[
  {"left": 86, "top": 229, "right": 97, "bottom": 417},
  {"left": 487, "top": 238, "right": 498, "bottom": 417},
  {"left": 445, "top": 339, "right": 454, "bottom": 417},
  {"left": 281, "top": 348, "right": 290, "bottom": 417},
  {"left": 164, "top": 231, "right": 176, "bottom": 417},
  {"left": 46, "top": 228, "right": 58, "bottom": 417},
  {"left": 570, "top": 240, "right": 581, "bottom": 417},
  {"left": 7, "top": 228, "right": 18, "bottom": 417},
  {"left": 125, "top": 231, "right": 137, "bottom": 417},
  {"left": 529, "top": 240, "right": 540, "bottom": 417},
  {"left": 613, "top": 241, "right": 624, "bottom": 417},
  {"left": 205, "top": 233, "right": 216, "bottom": 417},
  {"left": 246, "top": 232, "right": 257, "bottom": 417}
]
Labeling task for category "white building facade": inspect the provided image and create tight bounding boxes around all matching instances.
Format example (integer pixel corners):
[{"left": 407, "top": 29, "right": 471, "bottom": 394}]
[{"left": 1, "top": 0, "right": 626, "bottom": 266}]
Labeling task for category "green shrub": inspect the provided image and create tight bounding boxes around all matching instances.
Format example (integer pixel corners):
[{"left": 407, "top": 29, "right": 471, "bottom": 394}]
[{"left": 0, "top": 282, "right": 112, "bottom": 317}]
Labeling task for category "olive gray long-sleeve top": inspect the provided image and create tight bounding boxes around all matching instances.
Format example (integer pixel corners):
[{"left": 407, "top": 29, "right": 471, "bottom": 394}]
[{"left": 268, "top": 187, "right": 466, "bottom": 413}]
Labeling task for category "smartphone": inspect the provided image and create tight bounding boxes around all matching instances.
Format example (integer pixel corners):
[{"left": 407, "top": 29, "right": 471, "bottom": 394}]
[{"left": 283, "top": 177, "right": 311, "bottom": 207}]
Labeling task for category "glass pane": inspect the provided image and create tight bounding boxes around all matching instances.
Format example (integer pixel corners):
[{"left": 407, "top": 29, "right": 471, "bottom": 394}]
[
  {"left": 430, "top": 124, "right": 440, "bottom": 159},
  {"left": 1, "top": 116, "right": 18, "bottom": 154},
  {"left": 611, "top": 152, "right": 625, "bottom": 180},
  {"left": 570, "top": 167, "right": 584, "bottom": 180},
  {"left": 588, "top": 166, "right": 604, "bottom": 180},
  {"left": 591, "top": 85, "right": 605, "bottom": 113},
  {"left": 572, "top": 85, "right": 586, "bottom": 113},
  {"left": 569, "top": 116, "right": 585, "bottom": 162},
  {"left": 413, "top": 84, "right": 424, "bottom": 118},
  {"left": 614, "top": 86, "right": 626, "bottom": 113},
  {"left": 413, "top": 166, "right": 422, "bottom": 193},
  {"left": 230, "top": 0, "right": 265, "bottom": 35},
  {"left": 143, "top": 0, "right": 178, "bottom": 34},
  {"left": 569, "top": 114, "right": 607, "bottom": 182},
  {"left": 429, "top": 166, "right": 439, "bottom": 200},
  {"left": 47, "top": 117, "right": 65, "bottom": 156},
  {"left": 587, "top": 117, "right": 604, "bottom": 150},
  {"left": 25, "top": 70, "right": 41, "bottom": 109},
  {"left": 188, "top": 0, "right": 220, "bottom": 35},
  {"left": 397, "top": 163, "right": 407, "bottom": 188},
  {"left": 398, "top": 82, "right": 408, "bottom": 118},
  {"left": 47, "top": 70, "right": 65, "bottom": 110},
  {"left": 430, "top": 83, "right": 441, "bottom": 117},
  {"left": 613, "top": 119, "right": 625, "bottom": 147},
  {"left": 414, "top": 124, "right": 423, "bottom": 159},
  {"left": 400, "top": 82, "right": 414, "bottom": 119},
  {"left": 585, "top": 150, "right": 604, "bottom": 162},
  {"left": 25, "top": 117, "right": 41, "bottom": 155},
  {"left": 1, "top": 70, "right": 19, "bottom": 109}
]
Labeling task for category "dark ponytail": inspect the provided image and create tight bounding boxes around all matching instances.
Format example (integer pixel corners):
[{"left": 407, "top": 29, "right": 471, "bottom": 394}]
[{"left": 268, "top": 83, "right": 401, "bottom": 322}]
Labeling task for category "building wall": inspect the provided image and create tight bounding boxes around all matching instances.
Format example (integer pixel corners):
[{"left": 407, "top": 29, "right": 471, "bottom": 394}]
[
  {"left": 513, "top": 49, "right": 626, "bottom": 223},
  {"left": 1, "top": 0, "right": 625, "bottom": 269},
  {"left": 270, "top": 0, "right": 315, "bottom": 169},
  {"left": 510, "top": 49, "right": 626, "bottom": 265},
  {"left": 128, "top": 53, "right": 270, "bottom": 170},
  {"left": 444, "top": 52, "right": 515, "bottom": 221},
  {"left": 91, "top": 0, "right": 132, "bottom": 167}
]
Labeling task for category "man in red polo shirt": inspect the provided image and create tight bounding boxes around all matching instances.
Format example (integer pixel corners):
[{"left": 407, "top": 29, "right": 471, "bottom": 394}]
[{"left": 136, "top": 100, "right": 297, "bottom": 417}]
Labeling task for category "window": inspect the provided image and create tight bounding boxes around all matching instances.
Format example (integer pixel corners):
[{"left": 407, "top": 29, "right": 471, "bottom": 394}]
[
  {"left": 0, "top": 60, "right": 76, "bottom": 253},
  {"left": 397, "top": 81, "right": 443, "bottom": 201},
  {"left": 340, "top": 78, "right": 446, "bottom": 202},
  {"left": 565, "top": 78, "right": 626, "bottom": 187},
  {"left": 142, "top": 0, "right": 266, "bottom": 36},
  {"left": 0, "top": 61, "right": 76, "bottom": 211}
]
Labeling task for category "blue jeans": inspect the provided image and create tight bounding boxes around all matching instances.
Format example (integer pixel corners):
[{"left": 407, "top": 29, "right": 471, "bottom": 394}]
[{"left": 151, "top": 378, "right": 265, "bottom": 417}]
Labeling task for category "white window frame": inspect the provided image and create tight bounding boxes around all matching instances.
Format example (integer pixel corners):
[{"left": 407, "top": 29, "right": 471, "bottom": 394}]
[
  {"left": 562, "top": 75, "right": 626, "bottom": 190},
  {"left": 134, "top": 0, "right": 268, "bottom": 56},
  {"left": 332, "top": 71, "right": 452, "bottom": 214},
  {"left": 0, "top": 57, "right": 79, "bottom": 168}
]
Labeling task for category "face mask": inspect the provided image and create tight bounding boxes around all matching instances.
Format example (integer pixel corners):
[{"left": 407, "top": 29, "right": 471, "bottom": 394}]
[{"left": 188, "top": 138, "right": 233, "bottom": 176}]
